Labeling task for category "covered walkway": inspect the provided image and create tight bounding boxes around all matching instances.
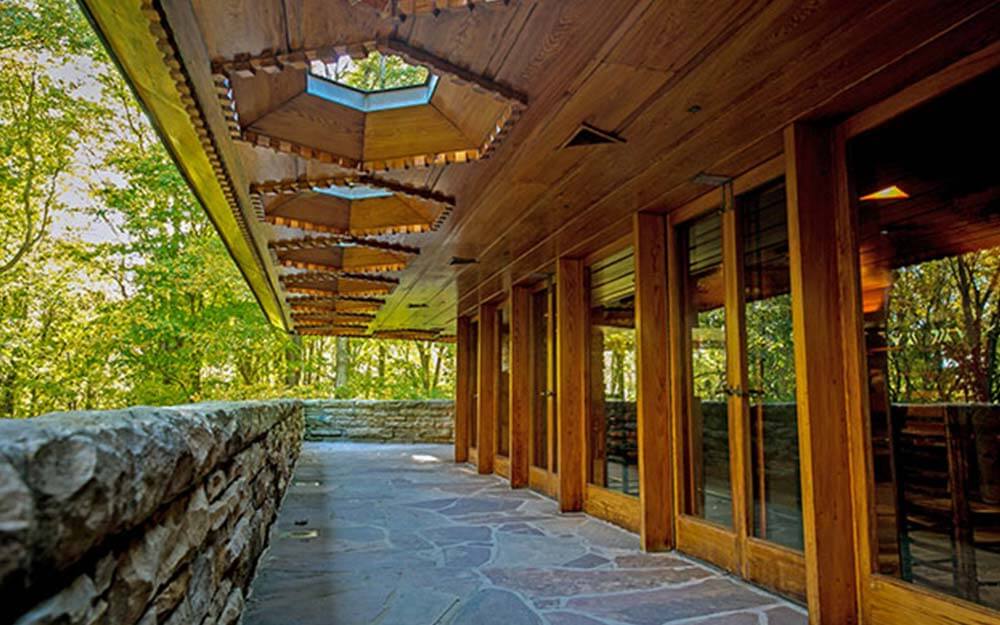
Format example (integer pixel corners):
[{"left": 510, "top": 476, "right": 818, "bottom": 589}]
[{"left": 244, "top": 442, "right": 807, "bottom": 625}]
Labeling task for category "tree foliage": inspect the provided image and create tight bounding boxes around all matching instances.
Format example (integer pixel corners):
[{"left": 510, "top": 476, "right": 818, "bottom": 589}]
[{"left": 0, "top": 0, "right": 453, "bottom": 418}]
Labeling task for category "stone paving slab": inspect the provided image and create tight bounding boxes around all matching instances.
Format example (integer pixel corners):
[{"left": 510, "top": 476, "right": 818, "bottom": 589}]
[{"left": 243, "top": 442, "right": 808, "bottom": 625}]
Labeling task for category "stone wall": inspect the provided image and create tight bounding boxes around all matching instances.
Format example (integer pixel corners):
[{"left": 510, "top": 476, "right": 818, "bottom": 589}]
[
  {"left": 0, "top": 400, "right": 304, "bottom": 625},
  {"left": 304, "top": 399, "right": 453, "bottom": 443}
]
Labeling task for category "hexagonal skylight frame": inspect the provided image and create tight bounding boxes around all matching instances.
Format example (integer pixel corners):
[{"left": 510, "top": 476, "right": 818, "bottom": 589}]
[{"left": 215, "top": 38, "right": 527, "bottom": 171}]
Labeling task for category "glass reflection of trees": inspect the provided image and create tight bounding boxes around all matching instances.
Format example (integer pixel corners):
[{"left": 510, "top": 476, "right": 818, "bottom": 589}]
[
  {"left": 588, "top": 248, "right": 639, "bottom": 496},
  {"left": 855, "top": 69, "right": 1000, "bottom": 609}
]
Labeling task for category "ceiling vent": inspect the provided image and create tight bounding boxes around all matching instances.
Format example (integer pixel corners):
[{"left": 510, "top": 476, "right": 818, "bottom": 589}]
[{"left": 561, "top": 123, "right": 624, "bottom": 149}]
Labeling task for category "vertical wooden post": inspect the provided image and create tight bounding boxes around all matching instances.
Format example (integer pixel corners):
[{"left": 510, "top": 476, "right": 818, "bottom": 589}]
[
  {"left": 477, "top": 301, "right": 498, "bottom": 474},
  {"left": 634, "top": 212, "right": 673, "bottom": 551},
  {"left": 455, "top": 315, "right": 472, "bottom": 463},
  {"left": 722, "top": 183, "right": 752, "bottom": 574},
  {"left": 557, "top": 258, "right": 587, "bottom": 512},
  {"left": 785, "top": 122, "right": 859, "bottom": 625},
  {"left": 509, "top": 285, "right": 532, "bottom": 488}
]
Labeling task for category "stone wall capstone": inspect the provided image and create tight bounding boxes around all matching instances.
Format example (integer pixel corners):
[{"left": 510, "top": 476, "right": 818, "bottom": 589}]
[
  {"left": 0, "top": 400, "right": 304, "bottom": 625},
  {"left": 304, "top": 399, "right": 453, "bottom": 443}
]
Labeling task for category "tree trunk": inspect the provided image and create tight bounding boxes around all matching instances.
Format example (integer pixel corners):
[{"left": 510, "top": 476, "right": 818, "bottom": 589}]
[
  {"left": 285, "top": 334, "right": 303, "bottom": 388},
  {"left": 335, "top": 337, "right": 351, "bottom": 390}
]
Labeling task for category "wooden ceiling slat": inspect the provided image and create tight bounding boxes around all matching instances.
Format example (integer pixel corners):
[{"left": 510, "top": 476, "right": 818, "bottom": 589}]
[{"left": 175, "top": 0, "right": 998, "bottom": 336}]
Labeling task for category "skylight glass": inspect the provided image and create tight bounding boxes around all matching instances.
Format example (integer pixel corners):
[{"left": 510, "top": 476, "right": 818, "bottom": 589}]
[
  {"left": 313, "top": 185, "right": 394, "bottom": 201},
  {"left": 310, "top": 51, "right": 429, "bottom": 93}
]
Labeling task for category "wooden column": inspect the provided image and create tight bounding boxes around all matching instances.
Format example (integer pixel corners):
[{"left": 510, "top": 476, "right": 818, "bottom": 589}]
[
  {"left": 634, "top": 212, "right": 673, "bottom": 551},
  {"left": 509, "top": 285, "right": 532, "bottom": 488},
  {"left": 454, "top": 315, "right": 472, "bottom": 463},
  {"left": 477, "top": 301, "right": 498, "bottom": 474},
  {"left": 785, "top": 122, "right": 859, "bottom": 625},
  {"left": 557, "top": 258, "right": 587, "bottom": 512}
]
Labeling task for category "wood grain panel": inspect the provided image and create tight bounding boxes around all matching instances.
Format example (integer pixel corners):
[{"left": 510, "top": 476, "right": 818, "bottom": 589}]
[
  {"left": 557, "top": 258, "right": 586, "bottom": 512},
  {"left": 477, "top": 300, "right": 498, "bottom": 474},
  {"left": 633, "top": 212, "right": 673, "bottom": 551},
  {"left": 250, "top": 93, "right": 365, "bottom": 160},
  {"left": 584, "top": 484, "right": 641, "bottom": 534},
  {"left": 869, "top": 577, "right": 1000, "bottom": 625},
  {"left": 509, "top": 285, "right": 531, "bottom": 488},
  {"left": 745, "top": 538, "right": 807, "bottom": 603},
  {"left": 675, "top": 515, "right": 739, "bottom": 573},
  {"left": 494, "top": 454, "right": 510, "bottom": 479},
  {"left": 363, "top": 104, "right": 475, "bottom": 161},
  {"left": 785, "top": 122, "right": 859, "bottom": 624}
]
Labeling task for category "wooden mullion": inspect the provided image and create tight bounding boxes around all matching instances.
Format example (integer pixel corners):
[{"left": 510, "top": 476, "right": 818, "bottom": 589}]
[{"left": 722, "top": 183, "right": 753, "bottom": 576}]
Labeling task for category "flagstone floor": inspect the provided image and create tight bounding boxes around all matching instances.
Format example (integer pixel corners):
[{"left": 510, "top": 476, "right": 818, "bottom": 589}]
[{"left": 243, "top": 442, "right": 808, "bottom": 625}]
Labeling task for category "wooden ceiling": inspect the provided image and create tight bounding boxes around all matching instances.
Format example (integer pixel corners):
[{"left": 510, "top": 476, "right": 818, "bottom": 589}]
[{"left": 166, "top": 0, "right": 998, "bottom": 337}]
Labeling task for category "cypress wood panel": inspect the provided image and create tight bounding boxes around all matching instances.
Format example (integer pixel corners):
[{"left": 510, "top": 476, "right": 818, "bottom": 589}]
[
  {"left": 454, "top": 315, "right": 471, "bottom": 463},
  {"left": 509, "top": 285, "right": 532, "bottom": 488},
  {"left": 633, "top": 212, "right": 673, "bottom": 551},
  {"left": 557, "top": 258, "right": 587, "bottom": 512},
  {"left": 785, "top": 123, "right": 859, "bottom": 625},
  {"left": 477, "top": 301, "right": 498, "bottom": 474},
  {"left": 584, "top": 484, "right": 641, "bottom": 534}
]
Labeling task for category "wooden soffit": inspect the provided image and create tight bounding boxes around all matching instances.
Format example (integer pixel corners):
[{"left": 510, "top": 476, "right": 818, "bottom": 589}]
[
  {"left": 252, "top": 176, "right": 453, "bottom": 236},
  {"left": 217, "top": 39, "right": 525, "bottom": 171}
]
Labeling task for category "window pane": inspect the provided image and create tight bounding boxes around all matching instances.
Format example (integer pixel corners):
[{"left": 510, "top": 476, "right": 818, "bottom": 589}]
[
  {"left": 588, "top": 248, "right": 639, "bottom": 496},
  {"left": 742, "top": 179, "right": 803, "bottom": 550},
  {"left": 681, "top": 212, "right": 732, "bottom": 526},
  {"left": 498, "top": 305, "right": 510, "bottom": 457},
  {"left": 854, "top": 69, "right": 1000, "bottom": 609}
]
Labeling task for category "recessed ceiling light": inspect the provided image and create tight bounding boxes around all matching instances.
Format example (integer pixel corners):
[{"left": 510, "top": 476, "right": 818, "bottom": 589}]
[{"left": 860, "top": 185, "right": 909, "bottom": 201}]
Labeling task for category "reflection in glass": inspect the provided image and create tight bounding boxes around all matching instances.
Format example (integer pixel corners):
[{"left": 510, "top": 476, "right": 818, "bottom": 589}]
[
  {"left": 470, "top": 320, "right": 479, "bottom": 449},
  {"left": 855, "top": 69, "right": 1000, "bottom": 609},
  {"left": 498, "top": 304, "right": 510, "bottom": 457},
  {"left": 680, "top": 212, "right": 732, "bottom": 526},
  {"left": 742, "top": 179, "right": 803, "bottom": 550},
  {"left": 588, "top": 248, "right": 639, "bottom": 496}
]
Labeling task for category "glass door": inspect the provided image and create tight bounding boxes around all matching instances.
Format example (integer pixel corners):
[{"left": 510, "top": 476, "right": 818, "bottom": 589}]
[
  {"left": 469, "top": 318, "right": 479, "bottom": 458},
  {"left": 672, "top": 176, "right": 805, "bottom": 599},
  {"left": 529, "top": 283, "right": 558, "bottom": 497}
]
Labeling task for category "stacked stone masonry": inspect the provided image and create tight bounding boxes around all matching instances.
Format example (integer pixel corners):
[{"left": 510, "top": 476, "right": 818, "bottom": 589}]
[
  {"left": 0, "top": 400, "right": 304, "bottom": 625},
  {"left": 304, "top": 399, "right": 453, "bottom": 443}
]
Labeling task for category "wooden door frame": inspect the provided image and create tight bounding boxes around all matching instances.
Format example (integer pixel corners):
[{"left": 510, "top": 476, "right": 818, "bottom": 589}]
[
  {"left": 527, "top": 279, "right": 559, "bottom": 498},
  {"left": 666, "top": 155, "right": 807, "bottom": 600},
  {"left": 582, "top": 234, "right": 643, "bottom": 533},
  {"left": 468, "top": 313, "right": 481, "bottom": 465},
  {"left": 833, "top": 43, "right": 1000, "bottom": 625},
  {"left": 476, "top": 302, "right": 497, "bottom": 474}
]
